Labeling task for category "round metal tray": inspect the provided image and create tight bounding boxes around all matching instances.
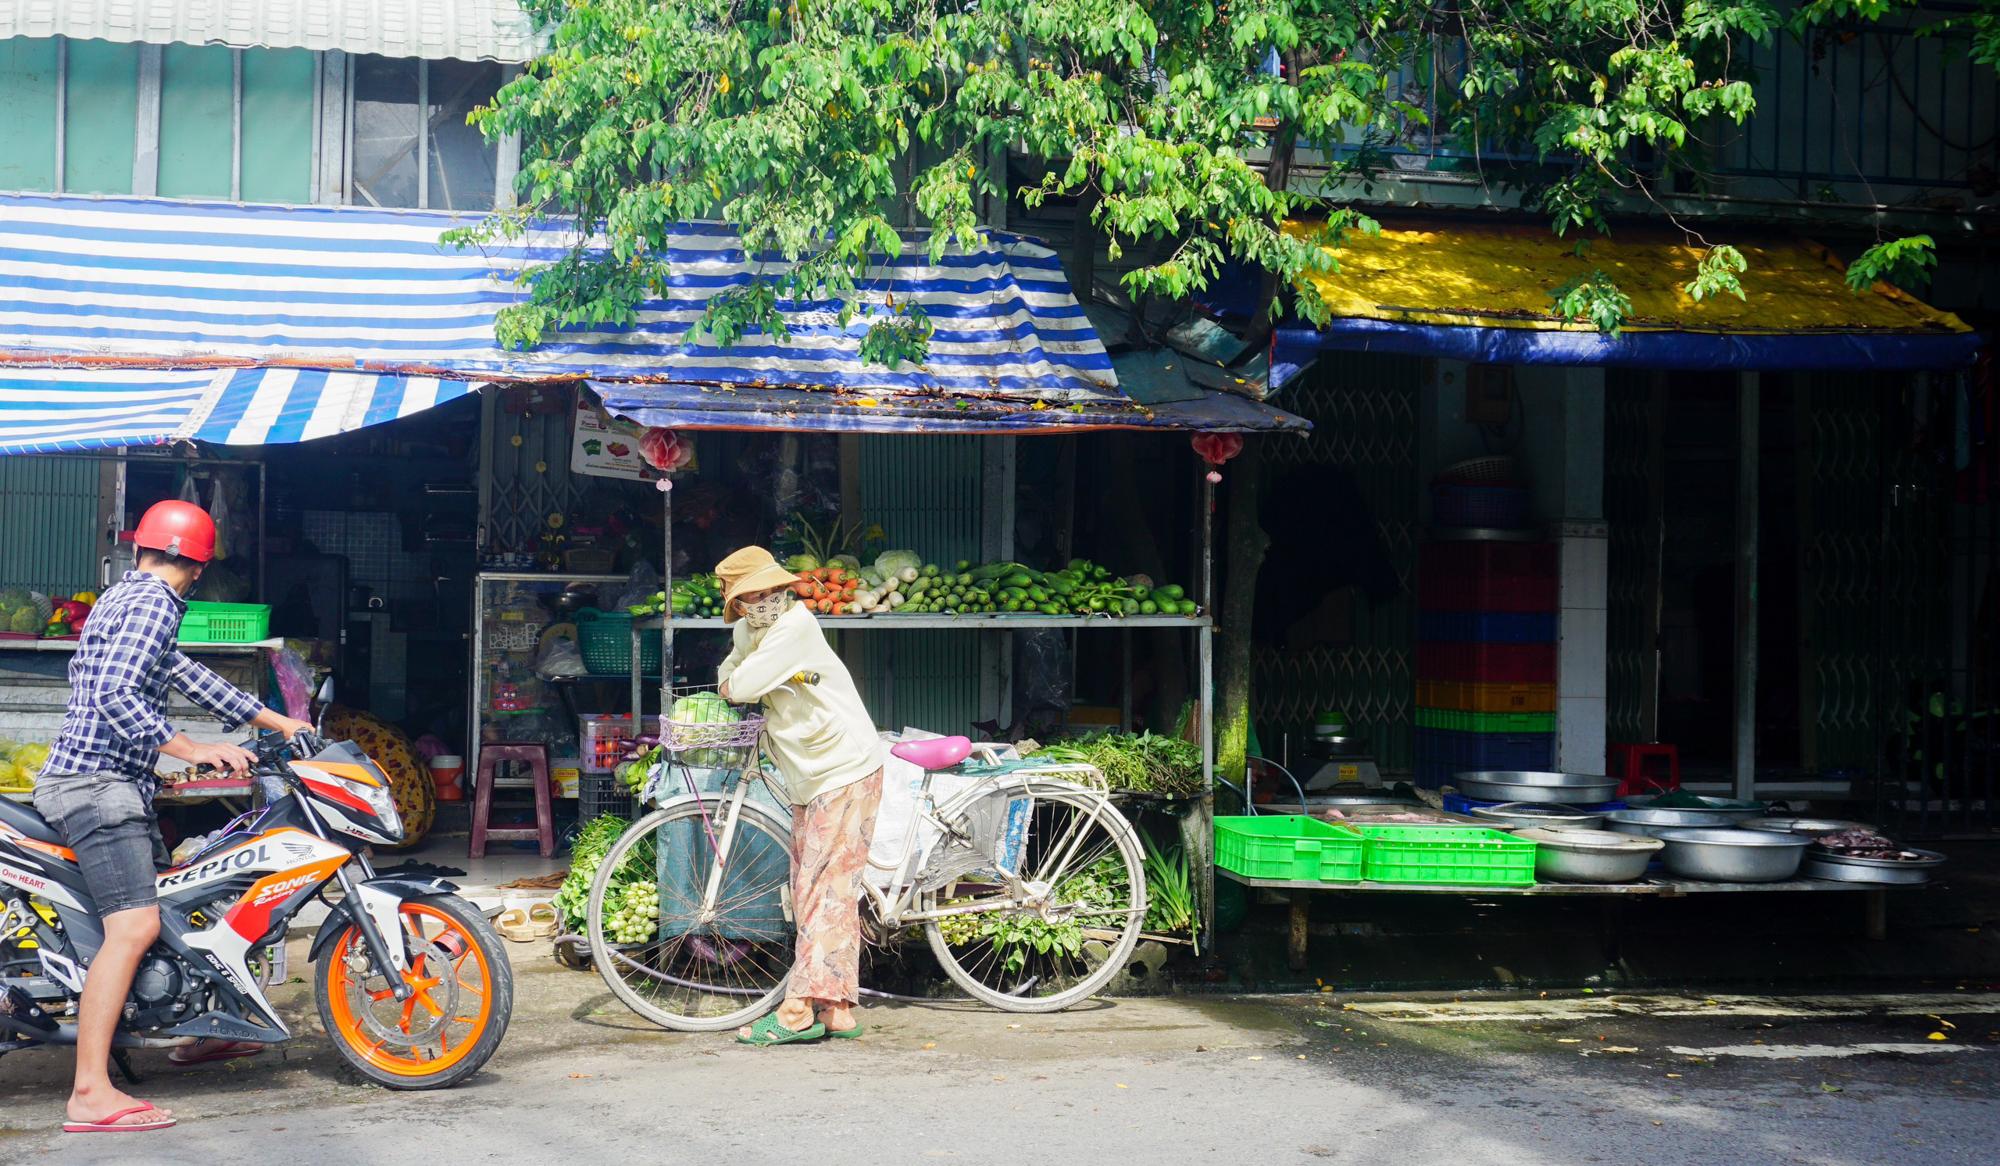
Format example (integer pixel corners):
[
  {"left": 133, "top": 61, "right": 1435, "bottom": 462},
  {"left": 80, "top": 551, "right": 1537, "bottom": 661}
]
[
  {"left": 1803, "top": 847, "right": 1945, "bottom": 886},
  {"left": 1456, "top": 771, "right": 1619, "bottom": 806},
  {"left": 1740, "top": 817, "right": 1871, "bottom": 838},
  {"left": 1470, "top": 802, "right": 1608, "bottom": 832}
]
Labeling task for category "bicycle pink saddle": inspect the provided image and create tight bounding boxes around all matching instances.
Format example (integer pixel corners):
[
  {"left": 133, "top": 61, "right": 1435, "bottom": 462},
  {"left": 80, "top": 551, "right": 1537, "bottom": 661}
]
[{"left": 890, "top": 735, "right": 973, "bottom": 771}]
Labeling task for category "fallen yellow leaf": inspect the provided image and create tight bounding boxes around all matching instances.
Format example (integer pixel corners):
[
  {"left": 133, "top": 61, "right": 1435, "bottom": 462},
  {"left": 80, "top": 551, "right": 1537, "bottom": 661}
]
[
  {"left": 1115, "top": 1083, "right": 1128, "bottom": 1089},
  {"left": 1928, "top": 1032, "right": 1949, "bottom": 1041},
  {"left": 922, "top": 1042, "right": 937, "bottom": 1050}
]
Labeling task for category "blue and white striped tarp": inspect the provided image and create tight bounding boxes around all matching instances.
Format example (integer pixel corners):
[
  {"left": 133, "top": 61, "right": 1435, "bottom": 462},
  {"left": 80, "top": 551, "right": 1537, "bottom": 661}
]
[
  {"left": 0, "top": 194, "right": 1119, "bottom": 399},
  {"left": 0, "top": 365, "right": 468, "bottom": 455}
]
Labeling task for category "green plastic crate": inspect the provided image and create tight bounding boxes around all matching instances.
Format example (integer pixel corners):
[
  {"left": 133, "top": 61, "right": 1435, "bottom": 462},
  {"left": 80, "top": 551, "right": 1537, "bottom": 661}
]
[
  {"left": 1357, "top": 825, "right": 1537, "bottom": 887},
  {"left": 1214, "top": 816, "right": 1365, "bottom": 883},
  {"left": 179, "top": 601, "right": 271, "bottom": 644},
  {"left": 1414, "top": 707, "right": 1559, "bottom": 734}
]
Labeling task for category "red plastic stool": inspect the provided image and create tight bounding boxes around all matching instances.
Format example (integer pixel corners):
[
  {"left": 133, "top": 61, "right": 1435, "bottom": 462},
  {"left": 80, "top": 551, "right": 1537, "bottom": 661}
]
[
  {"left": 470, "top": 743, "right": 555, "bottom": 858},
  {"left": 1610, "top": 742, "right": 1681, "bottom": 799}
]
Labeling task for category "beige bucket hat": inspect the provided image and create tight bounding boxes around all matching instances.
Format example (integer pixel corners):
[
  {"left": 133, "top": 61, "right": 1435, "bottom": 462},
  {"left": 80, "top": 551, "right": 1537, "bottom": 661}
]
[{"left": 714, "top": 546, "right": 801, "bottom": 623}]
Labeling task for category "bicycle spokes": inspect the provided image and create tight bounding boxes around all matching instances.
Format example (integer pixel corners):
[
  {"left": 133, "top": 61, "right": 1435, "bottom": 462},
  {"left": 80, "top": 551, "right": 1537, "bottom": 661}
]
[
  {"left": 590, "top": 801, "right": 797, "bottom": 1028},
  {"left": 922, "top": 786, "right": 1145, "bottom": 1009}
]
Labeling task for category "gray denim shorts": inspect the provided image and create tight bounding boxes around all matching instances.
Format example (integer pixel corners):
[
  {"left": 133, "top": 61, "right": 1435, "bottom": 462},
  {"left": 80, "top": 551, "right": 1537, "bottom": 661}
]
[{"left": 34, "top": 772, "right": 167, "bottom": 915}]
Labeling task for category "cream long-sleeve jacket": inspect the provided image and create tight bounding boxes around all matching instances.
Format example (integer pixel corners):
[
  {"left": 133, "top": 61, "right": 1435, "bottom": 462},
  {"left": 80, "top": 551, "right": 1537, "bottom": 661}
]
[{"left": 717, "top": 602, "right": 885, "bottom": 806}]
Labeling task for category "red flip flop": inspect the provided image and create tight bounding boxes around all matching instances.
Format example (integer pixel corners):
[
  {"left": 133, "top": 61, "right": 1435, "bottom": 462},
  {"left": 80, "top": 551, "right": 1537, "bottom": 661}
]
[
  {"left": 63, "top": 1103, "right": 177, "bottom": 1133},
  {"left": 168, "top": 1040, "right": 264, "bottom": 1067}
]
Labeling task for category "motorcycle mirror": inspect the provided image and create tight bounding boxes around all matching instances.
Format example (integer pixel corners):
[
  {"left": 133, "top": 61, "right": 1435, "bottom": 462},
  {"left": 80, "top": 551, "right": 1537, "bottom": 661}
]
[{"left": 314, "top": 675, "right": 335, "bottom": 735}]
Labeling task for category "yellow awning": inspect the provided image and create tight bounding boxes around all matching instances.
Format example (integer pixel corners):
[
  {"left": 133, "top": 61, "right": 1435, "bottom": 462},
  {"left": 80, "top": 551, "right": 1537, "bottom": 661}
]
[
  {"left": 1271, "top": 220, "right": 1979, "bottom": 380},
  {"left": 1290, "top": 221, "right": 1971, "bottom": 336}
]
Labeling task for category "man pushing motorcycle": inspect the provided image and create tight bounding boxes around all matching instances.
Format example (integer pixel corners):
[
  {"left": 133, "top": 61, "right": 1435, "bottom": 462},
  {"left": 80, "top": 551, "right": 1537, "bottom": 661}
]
[{"left": 33, "top": 500, "right": 312, "bottom": 1133}]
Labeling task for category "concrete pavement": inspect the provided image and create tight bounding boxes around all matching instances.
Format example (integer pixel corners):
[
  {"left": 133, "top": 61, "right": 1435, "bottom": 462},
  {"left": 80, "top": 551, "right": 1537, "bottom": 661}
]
[{"left": 2, "top": 938, "right": 1996, "bottom": 1165}]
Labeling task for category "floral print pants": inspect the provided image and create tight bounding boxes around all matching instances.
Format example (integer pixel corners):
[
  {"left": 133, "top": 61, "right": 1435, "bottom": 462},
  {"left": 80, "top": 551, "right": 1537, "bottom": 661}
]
[{"left": 789, "top": 768, "right": 883, "bottom": 1005}]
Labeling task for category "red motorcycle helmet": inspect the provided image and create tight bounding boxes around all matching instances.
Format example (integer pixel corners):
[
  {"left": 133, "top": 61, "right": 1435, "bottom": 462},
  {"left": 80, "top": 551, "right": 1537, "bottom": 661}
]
[{"left": 132, "top": 500, "right": 217, "bottom": 564}]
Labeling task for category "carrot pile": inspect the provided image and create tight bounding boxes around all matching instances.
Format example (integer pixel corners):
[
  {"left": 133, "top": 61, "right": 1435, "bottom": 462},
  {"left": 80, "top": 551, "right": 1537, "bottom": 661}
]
[{"left": 792, "top": 566, "right": 859, "bottom": 614}]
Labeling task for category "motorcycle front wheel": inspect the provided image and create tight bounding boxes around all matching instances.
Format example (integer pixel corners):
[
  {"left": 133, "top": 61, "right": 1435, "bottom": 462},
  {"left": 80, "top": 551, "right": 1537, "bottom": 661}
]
[{"left": 315, "top": 893, "right": 513, "bottom": 1089}]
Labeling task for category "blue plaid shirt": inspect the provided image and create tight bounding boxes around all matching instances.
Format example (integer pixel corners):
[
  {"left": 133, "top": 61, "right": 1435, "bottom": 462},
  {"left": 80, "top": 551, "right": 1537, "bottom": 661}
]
[{"left": 43, "top": 571, "right": 264, "bottom": 802}]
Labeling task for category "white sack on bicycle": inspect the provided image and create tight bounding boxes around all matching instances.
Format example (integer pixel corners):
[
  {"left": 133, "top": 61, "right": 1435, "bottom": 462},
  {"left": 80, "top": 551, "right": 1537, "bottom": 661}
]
[{"left": 867, "top": 731, "right": 1021, "bottom": 890}]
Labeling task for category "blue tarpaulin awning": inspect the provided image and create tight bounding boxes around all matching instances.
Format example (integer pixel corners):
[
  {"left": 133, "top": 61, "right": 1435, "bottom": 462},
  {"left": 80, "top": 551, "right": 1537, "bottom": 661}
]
[
  {"left": 2, "top": 193, "right": 1303, "bottom": 453},
  {"left": 0, "top": 365, "right": 469, "bottom": 455}
]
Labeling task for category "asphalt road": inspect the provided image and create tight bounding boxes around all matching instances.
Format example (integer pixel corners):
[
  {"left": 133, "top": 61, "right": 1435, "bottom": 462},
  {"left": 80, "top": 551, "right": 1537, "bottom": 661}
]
[{"left": 2, "top": 941, "right": 1996, "bottom": 1165}]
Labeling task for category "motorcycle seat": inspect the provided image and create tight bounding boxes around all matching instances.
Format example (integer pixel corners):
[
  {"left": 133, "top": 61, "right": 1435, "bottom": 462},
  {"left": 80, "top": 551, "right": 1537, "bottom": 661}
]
[
  {"left": 0, "top": 796, "right": 64, "bottom": 846},
  {"left": 889, "top": 735, "right": 974, "bottom": 771}
]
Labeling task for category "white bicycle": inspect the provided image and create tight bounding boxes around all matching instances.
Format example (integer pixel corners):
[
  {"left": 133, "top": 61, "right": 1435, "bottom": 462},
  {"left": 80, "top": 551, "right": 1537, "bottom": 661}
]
[{"left": 585, "top": 692, "right": 1146, "bottom": 1031}]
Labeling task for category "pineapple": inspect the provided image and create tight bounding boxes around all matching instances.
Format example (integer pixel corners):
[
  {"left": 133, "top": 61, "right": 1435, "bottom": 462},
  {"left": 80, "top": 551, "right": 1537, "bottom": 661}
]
[{"left": 320, "top": 707, "right": 436, "bottom": 850}]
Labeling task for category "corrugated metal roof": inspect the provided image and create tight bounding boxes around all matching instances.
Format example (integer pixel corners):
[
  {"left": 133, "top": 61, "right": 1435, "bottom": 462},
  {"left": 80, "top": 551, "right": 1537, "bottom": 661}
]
[{"left": 0, "top": 0, "right": 545, "bottom": 63}]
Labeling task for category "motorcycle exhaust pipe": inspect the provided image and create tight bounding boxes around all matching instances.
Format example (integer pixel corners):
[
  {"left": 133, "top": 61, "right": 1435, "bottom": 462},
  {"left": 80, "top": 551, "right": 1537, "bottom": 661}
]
[{"left": 0, "top": 984, "right": 194, "bottom": 1049}]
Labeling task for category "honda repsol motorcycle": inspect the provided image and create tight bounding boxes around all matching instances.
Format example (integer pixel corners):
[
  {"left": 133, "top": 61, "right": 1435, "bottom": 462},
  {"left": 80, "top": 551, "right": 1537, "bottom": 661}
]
[{"left": 0, "top": 731, "right": 511, "bottom": 1089}]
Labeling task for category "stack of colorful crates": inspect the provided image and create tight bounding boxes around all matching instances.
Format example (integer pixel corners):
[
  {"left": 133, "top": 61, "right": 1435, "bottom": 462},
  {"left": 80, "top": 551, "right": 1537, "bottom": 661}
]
[{"left": 1413, "top": 540, "right": 1558, "bottom": 788}]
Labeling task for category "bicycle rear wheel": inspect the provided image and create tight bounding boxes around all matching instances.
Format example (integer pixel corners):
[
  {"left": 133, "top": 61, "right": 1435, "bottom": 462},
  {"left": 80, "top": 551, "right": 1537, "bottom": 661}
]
[
  {"left": 920, "top": 782, "right": 1146, "bottom": 1012},
  {"left": 587, "top": 797, "right": 797, "bottom": 1032}
]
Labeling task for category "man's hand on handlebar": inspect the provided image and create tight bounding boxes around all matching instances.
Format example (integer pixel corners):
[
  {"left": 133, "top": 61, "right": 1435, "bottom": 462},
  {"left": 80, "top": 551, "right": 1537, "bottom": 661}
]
[{"left": 161, "top": 734, "right": 258, "bottom": 777}]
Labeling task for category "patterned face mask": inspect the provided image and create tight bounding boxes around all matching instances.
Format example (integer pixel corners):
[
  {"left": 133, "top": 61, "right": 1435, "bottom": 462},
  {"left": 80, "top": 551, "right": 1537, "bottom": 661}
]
[{"left": 739, "top": 590, "right": 793, "bottom": 629}]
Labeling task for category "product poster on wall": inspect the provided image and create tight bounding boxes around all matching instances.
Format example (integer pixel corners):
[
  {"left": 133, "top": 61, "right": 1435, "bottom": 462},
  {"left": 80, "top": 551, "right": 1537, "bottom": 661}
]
[{"left": 571, "top": 399, "right": 660, "bottom": 482}]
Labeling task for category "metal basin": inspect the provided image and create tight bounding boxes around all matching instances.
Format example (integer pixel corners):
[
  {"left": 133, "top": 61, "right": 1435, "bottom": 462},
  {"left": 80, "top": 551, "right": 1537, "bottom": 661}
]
[
  {"left": 1740, "top": 817, "right": 1871, "bottom": 838},
  {"left": 1604, "top": 808, "right": 1737, "bottom": 838},
  {"left": 1455, "top": 771, "right": 1620, "bottom": 806},
  {"left": 1470, "top": 802, "right": 1609, "bottom": 832},
  {"left": 1803, "top": 847, "right": 1946, "bottom": 886},
  {"left": 1626, "top": 794, "right": 1766, "bottom": 823},
  {"left": 1654, "top": 828, "right": 1811, "bottom": 882},
  {"left": 1518, "top": 827, "right": 1661, "bottom": 884}
]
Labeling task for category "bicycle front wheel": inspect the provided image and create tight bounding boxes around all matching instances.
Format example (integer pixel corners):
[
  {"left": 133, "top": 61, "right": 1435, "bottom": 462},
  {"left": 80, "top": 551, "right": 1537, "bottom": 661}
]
[
  {"left": 920, "top": 782, "right": 1146, "bottom": 1012},
  {"left": 587, "top": 798, "right": 797, "bottom": 1032}
]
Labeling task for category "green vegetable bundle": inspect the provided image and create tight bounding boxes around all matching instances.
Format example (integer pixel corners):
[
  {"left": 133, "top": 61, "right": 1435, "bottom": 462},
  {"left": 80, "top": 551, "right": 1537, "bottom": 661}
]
[
  {"left": 1030, "top": 731, "right": 1203, "bottom": 799},
  {"left": 552, "top": 814, "right": 632, "bottom": 930}
]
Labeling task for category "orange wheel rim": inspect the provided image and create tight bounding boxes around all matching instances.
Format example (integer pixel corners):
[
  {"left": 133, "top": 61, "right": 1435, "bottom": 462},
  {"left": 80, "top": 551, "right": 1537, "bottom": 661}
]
[{"left": 327, "top": 903, "right": 493, "bottom": 1078}]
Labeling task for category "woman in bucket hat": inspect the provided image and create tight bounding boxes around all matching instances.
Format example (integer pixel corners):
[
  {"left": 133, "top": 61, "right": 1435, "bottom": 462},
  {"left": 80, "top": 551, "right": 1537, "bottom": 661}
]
[{"left": 712, "top": 547, "right": 885, "bottom": 1045}]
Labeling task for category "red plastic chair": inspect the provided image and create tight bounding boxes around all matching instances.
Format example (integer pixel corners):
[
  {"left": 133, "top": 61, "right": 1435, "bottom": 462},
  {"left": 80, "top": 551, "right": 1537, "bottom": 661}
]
[{"left": 1610, "top": 742, "right": 1681, "bottom": 799}]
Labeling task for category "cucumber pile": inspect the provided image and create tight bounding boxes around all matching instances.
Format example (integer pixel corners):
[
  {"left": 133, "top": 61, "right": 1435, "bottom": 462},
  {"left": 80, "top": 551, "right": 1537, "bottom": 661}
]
[
  {"left": 626, "top": 572, "right": 724, "bottom": 618},
  {"left": 893, "top": 558, "right": 1199, "bottom": 617}
]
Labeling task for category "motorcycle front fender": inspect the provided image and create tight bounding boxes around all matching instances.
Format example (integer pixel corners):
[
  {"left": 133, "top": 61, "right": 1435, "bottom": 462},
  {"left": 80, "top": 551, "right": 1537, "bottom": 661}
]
[{"left": 308, "top": 875, "right": 460, "bottom": 966}]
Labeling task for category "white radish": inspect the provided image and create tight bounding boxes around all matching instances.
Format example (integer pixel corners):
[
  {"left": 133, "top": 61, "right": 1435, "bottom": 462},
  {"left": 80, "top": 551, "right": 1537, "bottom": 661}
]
[
  {"left": 899, "top": 567, "right": 919, "bottom": 583},
  {"left": 847, "top": 601, "right": 865, "bottom": 615},
  {"left": 888, "top": 592, "right": 906, "bottom": 608}
]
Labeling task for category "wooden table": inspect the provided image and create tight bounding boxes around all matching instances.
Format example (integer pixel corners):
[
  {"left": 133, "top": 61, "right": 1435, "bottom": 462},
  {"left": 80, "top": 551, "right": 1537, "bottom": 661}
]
[{"left": 1216, "top": 869, "right": 1914, "bottom": 971}]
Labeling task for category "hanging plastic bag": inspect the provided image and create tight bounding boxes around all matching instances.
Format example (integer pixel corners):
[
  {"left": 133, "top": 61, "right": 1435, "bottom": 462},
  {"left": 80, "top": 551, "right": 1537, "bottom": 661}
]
[
  {"left": 208, "top": 475, "right": 233, "bottom": 561},
  {"left": 615, "top": 562, "right": 661, "bottom": 611},
  {"left": 533, "top": 634, "right": 588, "bottom": 680}
]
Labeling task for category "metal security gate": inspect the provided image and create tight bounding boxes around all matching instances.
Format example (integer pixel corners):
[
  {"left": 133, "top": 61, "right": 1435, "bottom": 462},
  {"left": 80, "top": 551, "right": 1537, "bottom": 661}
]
[
  {"left": 1604, "top": 372, "right": 1663, "bottom": 746},
  {"left": 1868, "top": 374, "right": 1998, "bottom": 838},
  {"left": 1254, "top": 355, "right": 1422, "bottom": 773}
]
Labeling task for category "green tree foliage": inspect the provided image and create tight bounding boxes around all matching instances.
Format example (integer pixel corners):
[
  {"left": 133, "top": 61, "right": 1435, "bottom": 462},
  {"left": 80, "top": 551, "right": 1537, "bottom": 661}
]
[{"left": 458, "top": 0, "right": 1976, "bottom": 352}]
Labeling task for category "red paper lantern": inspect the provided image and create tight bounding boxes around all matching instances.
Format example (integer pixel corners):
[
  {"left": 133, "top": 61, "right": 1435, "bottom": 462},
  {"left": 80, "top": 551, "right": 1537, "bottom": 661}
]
[
  {"left": 639, "top": 427, "right": 694, "bottom": 471},
  {"left": 1190, "top": 433, "right": 1244, "bottom": 482}
]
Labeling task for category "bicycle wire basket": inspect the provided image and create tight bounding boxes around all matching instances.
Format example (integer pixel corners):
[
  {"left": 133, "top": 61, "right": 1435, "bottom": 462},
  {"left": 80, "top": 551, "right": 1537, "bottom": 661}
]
[{"left": 657, "top": 683, "right": 766, "bottom": 752}]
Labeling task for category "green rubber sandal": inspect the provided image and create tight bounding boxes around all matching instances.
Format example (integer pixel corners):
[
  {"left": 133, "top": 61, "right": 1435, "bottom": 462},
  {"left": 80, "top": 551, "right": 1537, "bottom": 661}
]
[
  {"left": 737, "top": 1013, "right": 826, "bottom": 1047},
  {"left": 825, "top": 1024, "right": 865, "bottom": 1040}
]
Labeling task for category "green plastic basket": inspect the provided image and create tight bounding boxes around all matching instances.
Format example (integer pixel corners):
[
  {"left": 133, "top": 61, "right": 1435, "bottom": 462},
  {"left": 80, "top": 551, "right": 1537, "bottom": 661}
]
[
  {"left": 575, "top": 608, "right": 663, "bottom": 676},
  {"left": 1357, "top": 825, "right": 1537, "bottom": 887},
  {"left": 179, "top": 601, "right": 271, "bottom": 644},
  {"left": 1415, "top": 707, "right": 1559, "bottom": 734},
  {"left": 1214, "top": 816, "right": 1365, "bottom": 883}
]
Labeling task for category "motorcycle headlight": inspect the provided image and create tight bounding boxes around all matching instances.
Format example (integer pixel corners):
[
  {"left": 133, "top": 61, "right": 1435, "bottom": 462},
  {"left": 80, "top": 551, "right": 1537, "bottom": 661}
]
[{"left": 359, "top": 779, "right": 403, "bottom": 841}]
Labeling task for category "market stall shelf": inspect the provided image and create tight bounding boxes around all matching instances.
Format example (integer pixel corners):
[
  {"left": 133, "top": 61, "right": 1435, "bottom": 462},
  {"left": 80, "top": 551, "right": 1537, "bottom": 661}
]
[{"left": 1214, "top": 867, "right": 1914, "bottom": 971}]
